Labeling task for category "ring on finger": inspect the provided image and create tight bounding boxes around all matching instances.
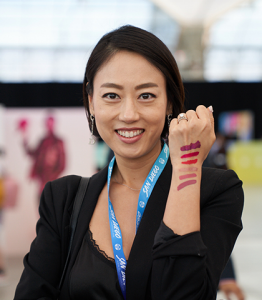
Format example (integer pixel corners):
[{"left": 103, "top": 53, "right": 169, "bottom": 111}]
[{"left": 177, "top": 113, "right": 188, "bottom": 123}]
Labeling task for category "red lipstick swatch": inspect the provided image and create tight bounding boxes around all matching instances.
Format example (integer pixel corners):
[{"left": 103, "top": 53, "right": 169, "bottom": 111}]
[
  {"left": 179, "top": 173, "right": 197, "bottom": 180},
  {"left": 181, "top": 141, "right": 201, "bottom": 151},
  {"left": 181, "top": 151, "right": 199, "bottom": 159},
  {"left": 177, "top": 180, "right": 197, "bottom": 191},
  {"left": 182, "top": 159, "right": 198, "bottom": 165}
]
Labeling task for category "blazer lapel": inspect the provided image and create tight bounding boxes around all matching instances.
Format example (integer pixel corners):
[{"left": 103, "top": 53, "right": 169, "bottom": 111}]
[{"left": 126, "top": 159, "right": 172, "bottom": 300}]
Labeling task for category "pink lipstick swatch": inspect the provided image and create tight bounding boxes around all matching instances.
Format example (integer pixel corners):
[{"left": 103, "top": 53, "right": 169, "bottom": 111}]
[
  {"left": 179, "top": 167, "right": 198, "bottom": 172},
  {"left": 180, "top": 141, "right": 201, "bottom": 151},
  {"left": 182, "top": 159, "right": 198, "bottom": 165},
  {"left": 179, "top": 173, "right": 197, "bottom": 180},
  {"left": 181, "top": 151, "right": 199, "bottom": 159},
  {"left": 177, "top": 180, "right": 197, "bottom": 191}
]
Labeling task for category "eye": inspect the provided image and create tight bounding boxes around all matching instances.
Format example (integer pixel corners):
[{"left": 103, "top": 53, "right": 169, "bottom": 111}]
[
  {"left": 103, "top": 93, "right": 120, "bottom": 100},
  {"left": 139, "top": 93, "right": 156, "bottom": 100}
]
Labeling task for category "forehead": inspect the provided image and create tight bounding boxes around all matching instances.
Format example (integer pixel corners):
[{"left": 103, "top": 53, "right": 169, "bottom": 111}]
[{"left": 93, "top": 50, "right": 166, "bottom": 86}]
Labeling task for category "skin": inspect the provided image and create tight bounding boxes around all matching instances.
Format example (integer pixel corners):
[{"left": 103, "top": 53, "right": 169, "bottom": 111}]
[
  {"left": 88, "top": 50, "right": 215, "bottom": 260},
  {"left": 219, "top": 280, "right": 245, "bottom": 300}
]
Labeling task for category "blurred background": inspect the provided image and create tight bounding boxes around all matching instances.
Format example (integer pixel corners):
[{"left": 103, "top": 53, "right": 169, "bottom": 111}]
[{"left": 0, "top": 0, "right": 262, "bottom": 299}]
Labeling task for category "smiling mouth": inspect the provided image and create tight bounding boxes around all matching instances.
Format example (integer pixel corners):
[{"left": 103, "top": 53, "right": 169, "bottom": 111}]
[{"left": 116, "top": 129, "right": 144, "bottom": 138}]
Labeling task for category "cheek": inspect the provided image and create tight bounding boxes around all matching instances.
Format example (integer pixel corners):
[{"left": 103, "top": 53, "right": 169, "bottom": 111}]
[
  {"left": 95, "top": 112, "right": 109, "bottom": 131},
  {"left": 148, "top": 111, "right": 166, "bottom": 134}
]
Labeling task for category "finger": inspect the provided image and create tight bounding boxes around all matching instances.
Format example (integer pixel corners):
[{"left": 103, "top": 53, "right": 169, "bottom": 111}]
[
  {"left": 170, "top": 117, "right": 177, "bottom": 127},
  {"left": 196, "top": 105, "right": 214, "bottom": 127},
  {"left": 235, "top": 288, "right": 245, "bottom": 300},
  {"left": 186, "top": 110, "right": 198, "bottom": 121},
  {"left": 223, "top": 290, "right": 231, "bottom": 300},
  {"left": 196, "top": 105, "right": 209, "bottom": 120}
]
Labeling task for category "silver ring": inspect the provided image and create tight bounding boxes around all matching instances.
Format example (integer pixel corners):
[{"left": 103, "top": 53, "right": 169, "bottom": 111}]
[{"left": 177, "top": 113, "right": 188, "bottom": 123}]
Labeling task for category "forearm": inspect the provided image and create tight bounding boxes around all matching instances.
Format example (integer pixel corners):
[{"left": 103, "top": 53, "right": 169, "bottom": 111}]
[{"left": 163, "top": 164, "right": 201, "bottom": 235}]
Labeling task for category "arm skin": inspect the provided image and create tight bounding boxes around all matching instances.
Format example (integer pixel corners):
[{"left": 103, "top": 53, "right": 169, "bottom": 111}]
[{"left": 151, "top": 168, "right": 244, "bottom": 300}]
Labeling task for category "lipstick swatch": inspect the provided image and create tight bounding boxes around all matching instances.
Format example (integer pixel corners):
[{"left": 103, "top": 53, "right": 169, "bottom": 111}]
[
  {"left": 179, "top": 173, "right": 197, "bottom": 180},
  {"left": 181, "top": 151, "right": 199, "bottom": 159},
  {"left": 177, "top": 180, "right": 197, "bottom": 191},
  {"left": 180, "top": 141, "right": 201, "bottom": 151},
  {"left": 182, "top": 159, "right": 198, "bottom": 165}
]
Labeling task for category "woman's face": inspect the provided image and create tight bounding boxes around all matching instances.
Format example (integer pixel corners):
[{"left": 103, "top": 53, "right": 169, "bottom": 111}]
[{"left": 89, "top": 50, "right": 171, "bottom": 161}]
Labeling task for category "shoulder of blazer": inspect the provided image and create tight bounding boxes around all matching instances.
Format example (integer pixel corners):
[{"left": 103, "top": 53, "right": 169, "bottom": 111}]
[
  {"left": 48, "top": 175, "right": 83, "bottom": 216},
  {"left": 47, "top": 168, "right": 108, "bottom": 223},
  {"left": 200, "top": 167, "right": 242, "bottom": 205}
]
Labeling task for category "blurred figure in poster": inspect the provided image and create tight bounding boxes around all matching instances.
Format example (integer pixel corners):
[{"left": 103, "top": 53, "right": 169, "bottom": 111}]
[
  {"left": 18, "top": 115, "right": 66, "bottom": 200},
  {"left": 204, "top": 133, "right": 245, "bottom": 300}
]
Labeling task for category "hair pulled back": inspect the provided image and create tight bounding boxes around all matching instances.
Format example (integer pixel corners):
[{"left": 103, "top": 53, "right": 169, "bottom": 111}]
[{"left": 83, "top": 25, "right": 185, "bottom": 139}]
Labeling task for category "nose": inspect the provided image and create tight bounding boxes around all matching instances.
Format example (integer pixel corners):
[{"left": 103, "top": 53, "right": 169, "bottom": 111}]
[{"left": 118, "top": 97, "right": 139, "bottom": 123}]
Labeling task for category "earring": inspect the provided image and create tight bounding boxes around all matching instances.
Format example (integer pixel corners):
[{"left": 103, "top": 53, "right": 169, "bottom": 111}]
[
  {"left": 167, "top": 114, "right": 173, "bottom": 127},
  {"left": 89, "top": 114, "right": 96, "bottom": 145}
]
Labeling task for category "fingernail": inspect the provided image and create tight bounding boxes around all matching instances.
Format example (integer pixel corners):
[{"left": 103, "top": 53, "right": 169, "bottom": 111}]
[{"left": 208, "top": 106, "right": 213, "bottom": 113}]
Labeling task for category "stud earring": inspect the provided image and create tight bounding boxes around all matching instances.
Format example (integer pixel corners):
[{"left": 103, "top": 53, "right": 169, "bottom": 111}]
[
  {"left": 167, "top": 114, "right": 173, "bottom": 127},
  {"left": 89, "top": 114, "right": 96, "bottom": 145}
]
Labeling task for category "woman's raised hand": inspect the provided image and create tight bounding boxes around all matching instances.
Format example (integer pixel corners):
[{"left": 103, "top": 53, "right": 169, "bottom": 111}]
[{"left": 168, "top": 105, "right": 216, "bottom": 168}]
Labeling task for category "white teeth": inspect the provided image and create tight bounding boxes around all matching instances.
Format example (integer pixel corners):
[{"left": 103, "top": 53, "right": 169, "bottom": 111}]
[{"left": 117, "top": 130, "right": 143, "bottom": 138}]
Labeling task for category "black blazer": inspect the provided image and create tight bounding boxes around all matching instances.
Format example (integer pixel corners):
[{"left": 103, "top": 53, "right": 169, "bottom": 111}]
[{"left": 14, "top": 159, "right": 244, "bottom": 300}]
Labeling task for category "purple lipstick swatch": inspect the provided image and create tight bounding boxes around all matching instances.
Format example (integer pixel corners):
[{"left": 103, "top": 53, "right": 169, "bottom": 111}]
[
  {"left": 180, "top": 141, "right": 201, "bottom": 152},
  {"left": 177, "top": 180, "right": 197, "bottom": 191},
  {"left": 179, "top": 173, "right": 197, "bottom": 180},
  {"left": 181, "top": 151, "right": 199, "bottom": 159}
]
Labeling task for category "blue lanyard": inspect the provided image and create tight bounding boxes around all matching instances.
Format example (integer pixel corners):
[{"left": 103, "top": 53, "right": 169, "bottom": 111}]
[{"left": 107, "top": 143, "right": 169, "bottom": 299}]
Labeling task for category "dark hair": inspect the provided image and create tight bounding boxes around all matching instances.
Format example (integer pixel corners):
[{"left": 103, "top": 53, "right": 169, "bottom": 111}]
[{"left": 83, "top": 25, "right": 185, "bottom": 139}]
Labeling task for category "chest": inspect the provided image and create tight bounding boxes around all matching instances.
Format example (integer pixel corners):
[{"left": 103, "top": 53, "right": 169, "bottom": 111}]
[{"left": 89, "top": 183, "right": 140, "bottom": 259}]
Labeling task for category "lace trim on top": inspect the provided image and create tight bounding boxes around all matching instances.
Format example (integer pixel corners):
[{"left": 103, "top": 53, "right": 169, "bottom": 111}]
[{"left": 87, "top": 228, "right": 115, "bottom": 264}]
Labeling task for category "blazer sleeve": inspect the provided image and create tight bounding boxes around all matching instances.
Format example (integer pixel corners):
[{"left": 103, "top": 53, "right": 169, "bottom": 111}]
[
  {"left": 13, "top": 176, "right": 80, "bottom": 300},
  {"left": 219, "top": 256, "right": 236, "bottom": 281},
  {"left": 151, "top": 169, "right": 244, "bottom": 300}
]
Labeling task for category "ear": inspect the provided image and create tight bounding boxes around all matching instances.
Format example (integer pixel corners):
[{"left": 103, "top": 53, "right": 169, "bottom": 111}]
[{"left": 88, "top": 94, "right": 95, "bottom": 115}]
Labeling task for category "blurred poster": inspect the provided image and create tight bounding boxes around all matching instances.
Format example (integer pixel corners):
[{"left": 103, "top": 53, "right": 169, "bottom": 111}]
[
  {"left": 218, "top": 110, "right": 254, "bottom": 141},
  {"left": 4, "top": 108, "right": 94, "bottom": 256},
  {"left": 17, "top": 114, "right": 66, "bottom": 199}
]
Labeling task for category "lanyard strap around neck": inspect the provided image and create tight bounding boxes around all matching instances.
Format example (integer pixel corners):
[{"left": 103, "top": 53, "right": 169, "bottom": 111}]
[{"left": 107, "top": 143, "right": 169, "bottom": 299}]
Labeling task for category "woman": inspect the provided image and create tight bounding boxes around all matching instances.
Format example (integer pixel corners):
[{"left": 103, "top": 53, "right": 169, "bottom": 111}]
[{"left": 14, "top": 25, "right": 244, "bottom": 300}]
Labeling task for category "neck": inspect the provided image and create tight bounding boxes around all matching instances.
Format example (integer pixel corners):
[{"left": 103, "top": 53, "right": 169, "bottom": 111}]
[{"left": 112, "top": 141, "right": 162, "bottom": 189}]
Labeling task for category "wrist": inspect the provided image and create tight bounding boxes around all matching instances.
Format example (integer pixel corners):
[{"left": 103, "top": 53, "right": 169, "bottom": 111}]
[{"left": 172, "top": 162, "right": 203, "bottom": 173}]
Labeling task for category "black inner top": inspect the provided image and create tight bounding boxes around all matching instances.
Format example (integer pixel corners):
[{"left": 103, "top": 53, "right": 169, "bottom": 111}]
[{"left": 70, "top": 229, "right": 124, "bottom": 300}]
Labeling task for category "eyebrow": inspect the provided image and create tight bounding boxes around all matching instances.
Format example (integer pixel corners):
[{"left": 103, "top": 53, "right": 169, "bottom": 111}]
[
  {"left": 100, "top": 83, "right": 123, "bottom": 89},
  {"left": 135, "top": 83, "right": 158, "bottom": 90},
  {"left": 100, "top": 82, "right": 158, "bottom": 90}
]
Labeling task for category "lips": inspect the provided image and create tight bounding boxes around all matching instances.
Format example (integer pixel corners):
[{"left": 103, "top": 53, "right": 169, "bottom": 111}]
[{"left": 116, "top": 129, "right": 144, "bottom": 138}]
